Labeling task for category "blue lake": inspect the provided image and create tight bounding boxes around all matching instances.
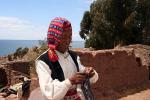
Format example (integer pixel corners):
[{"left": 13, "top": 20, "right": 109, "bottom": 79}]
[{"left": 0, "top": 40, "right": 85, "bottom": 56}]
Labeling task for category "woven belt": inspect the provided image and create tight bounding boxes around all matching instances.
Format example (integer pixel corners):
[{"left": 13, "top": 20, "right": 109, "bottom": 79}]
[{"left": 64, "top": 89, "right": 81, "bottom": 100}]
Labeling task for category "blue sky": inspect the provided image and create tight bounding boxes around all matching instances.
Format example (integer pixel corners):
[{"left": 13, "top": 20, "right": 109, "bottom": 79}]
[{"left": 0, "top": 0, "right": 94, "bottom": 41}]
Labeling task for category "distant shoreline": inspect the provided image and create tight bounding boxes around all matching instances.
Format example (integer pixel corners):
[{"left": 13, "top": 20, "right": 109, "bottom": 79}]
[{"left": 0, "top": 40, "right": 85, "bottom": 56}]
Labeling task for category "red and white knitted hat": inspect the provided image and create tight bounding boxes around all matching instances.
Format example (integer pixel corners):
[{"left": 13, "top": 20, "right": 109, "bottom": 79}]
[{"left": 47, "top": 17, "right": 72, "bottom": 62}]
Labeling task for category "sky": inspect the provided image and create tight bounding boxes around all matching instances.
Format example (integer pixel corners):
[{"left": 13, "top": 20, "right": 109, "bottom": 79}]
[{"left": 0, "top": 0, "right": 94, "bottom": 41}]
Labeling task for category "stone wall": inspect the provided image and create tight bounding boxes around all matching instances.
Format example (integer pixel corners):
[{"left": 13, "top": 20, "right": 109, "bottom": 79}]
[
  {"left": 75, "top": 48, "right": 149, "bottom": 99},
  {"left": 0, "top": 61, "right": 30, "bottom": 85}
]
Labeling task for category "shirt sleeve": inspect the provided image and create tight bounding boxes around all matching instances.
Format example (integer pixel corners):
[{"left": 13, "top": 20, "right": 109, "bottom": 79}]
[
  {"left": 77, "top": 56, "right": 99, "bottom": 84},
  {"left": 35, "top": 60, "right": 72, "bottom": 100}
]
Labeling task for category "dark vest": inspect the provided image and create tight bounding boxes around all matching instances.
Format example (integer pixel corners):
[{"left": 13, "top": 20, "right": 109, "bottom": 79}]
[{"left": 38, "top": 50, "right": 79, "bottom": 81}]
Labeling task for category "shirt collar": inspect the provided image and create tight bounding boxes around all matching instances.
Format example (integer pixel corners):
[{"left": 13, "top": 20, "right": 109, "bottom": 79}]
[{"left": 55, "top": 50, "right": 69, "bottom": 59}]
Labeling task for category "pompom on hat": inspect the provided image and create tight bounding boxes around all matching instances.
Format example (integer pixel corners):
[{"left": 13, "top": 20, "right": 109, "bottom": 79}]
[{"left": 47, "top": 17, "right": 72, "bottom": 62}]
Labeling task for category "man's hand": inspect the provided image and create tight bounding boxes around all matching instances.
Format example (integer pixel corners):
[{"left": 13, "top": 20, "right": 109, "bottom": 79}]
[
  {"left": 69, "top": 67, "right": 95, "bottom": 85},
  {"left": 69, "top": 72, "right": 86, "bottom": 85},
  {"left": 84, "top": 67, "right": 95, "bottom": 78}
]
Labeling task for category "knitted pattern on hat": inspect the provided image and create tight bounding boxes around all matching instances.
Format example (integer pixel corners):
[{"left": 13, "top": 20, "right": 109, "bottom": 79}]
[{"left": 47, "top": 17, "right": 72, "bottom": 62}]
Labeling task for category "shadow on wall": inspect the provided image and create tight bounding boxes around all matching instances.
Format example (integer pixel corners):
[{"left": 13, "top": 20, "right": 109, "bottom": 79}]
[{"left": 0, "top": 68, "right": 8, "bottom": 87}]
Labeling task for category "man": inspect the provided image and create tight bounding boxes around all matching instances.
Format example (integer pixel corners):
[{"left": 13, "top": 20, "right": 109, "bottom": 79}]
[{"left": 36, "top": 17, "right": 98, "bottom": 100}]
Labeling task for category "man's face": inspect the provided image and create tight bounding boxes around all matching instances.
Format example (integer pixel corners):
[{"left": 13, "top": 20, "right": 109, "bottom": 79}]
[{"left": 56, "top": 29, "right": 72, "bottom": 53}]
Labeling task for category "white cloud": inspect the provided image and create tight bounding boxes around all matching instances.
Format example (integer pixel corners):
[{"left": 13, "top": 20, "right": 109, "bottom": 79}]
[
  {"left": 0, "top": 16, "right": 47, "bottom": 40},
  {"left": 0, "top": 16, "right": 32, "bottom": 31},
  {"left": 82, "top": 0, "right": 95, "bottom": 4},
  {"left": 0, "top": 16, "right": 83, "bottom": 41}
]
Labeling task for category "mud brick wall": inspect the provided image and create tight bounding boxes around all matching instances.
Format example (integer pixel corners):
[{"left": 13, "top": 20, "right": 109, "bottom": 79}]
[
  {"left": 1, "top": 61, "right": 30, "bottom": 85},
  {"left": 75, "top": 49, "right": 149, "bottom": 99},
  {"left": 4, "top": 61, "right": 30, "bottom": 75}
]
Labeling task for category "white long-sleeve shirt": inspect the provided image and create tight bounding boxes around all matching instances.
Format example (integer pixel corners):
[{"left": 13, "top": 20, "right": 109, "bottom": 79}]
[{"left": 35, "top": 50, "right": 99, "bottom": 100}]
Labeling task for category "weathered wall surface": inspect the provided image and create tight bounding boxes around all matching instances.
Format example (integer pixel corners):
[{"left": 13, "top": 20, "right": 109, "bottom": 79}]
[
  {"left": 75, "top": 48, "right": 149, "bottom": 99},
  {"left": 0, "top": 61, "right": 30, "bottom": 85}
]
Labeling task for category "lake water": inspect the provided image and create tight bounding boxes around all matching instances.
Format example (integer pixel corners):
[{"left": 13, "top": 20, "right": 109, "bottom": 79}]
[{"left": 0, "top": 40, "right": 85, "bottom": 56}]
